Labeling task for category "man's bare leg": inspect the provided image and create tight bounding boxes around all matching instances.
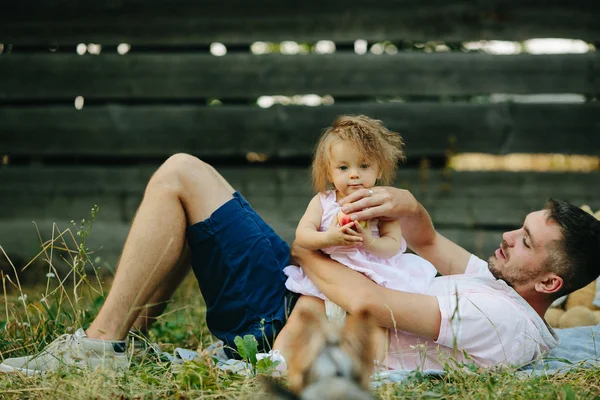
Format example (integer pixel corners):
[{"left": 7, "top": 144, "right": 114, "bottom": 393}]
[
  {"left": 86, "top": 154, "right": 235, "bottom": 340},
  {"left": 131, "top": 246, "right": 190, "bottom": 334}
]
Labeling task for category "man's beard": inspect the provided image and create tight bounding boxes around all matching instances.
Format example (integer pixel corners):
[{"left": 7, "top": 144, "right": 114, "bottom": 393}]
[
  {"left": 487, "top": 255, "right": 515, "bottom": 287},
  {"left": 487, "top": 255, "right": 538, "bottom": 288},
  {"left": 487, "top": 240, "right": 516, "bottom": 286}
]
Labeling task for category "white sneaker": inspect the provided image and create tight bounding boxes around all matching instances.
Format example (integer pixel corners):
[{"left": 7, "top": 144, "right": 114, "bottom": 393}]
[
  {"left": 256, "top": 350, "right": 287, "bottom": 376},
  {"left": 0, "top": 355, "right": 33, "bottom": 373},
  {"left": 0, "top": 329, "right": 128, "bottom": 375}
]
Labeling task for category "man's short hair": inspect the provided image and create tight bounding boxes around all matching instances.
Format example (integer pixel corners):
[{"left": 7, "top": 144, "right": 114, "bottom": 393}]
[{"left": 545, "top": 198, "right": 600, "bottom": 298}]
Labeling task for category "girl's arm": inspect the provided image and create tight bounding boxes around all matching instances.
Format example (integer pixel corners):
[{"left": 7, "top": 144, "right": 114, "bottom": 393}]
[
  {"left": 360, "top": 219, "right": 403, "bottom": 259},
  {"left": 294, "top": 195, "right": 330, "bottom": 250},
  {"left": 295, "top": 194, "right": 364, "bottom": 250}
]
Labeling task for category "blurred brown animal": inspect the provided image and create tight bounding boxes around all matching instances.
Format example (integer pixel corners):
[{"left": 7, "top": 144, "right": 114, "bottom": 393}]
[{"left": 264, "top": 308, "right": 377, "bottom": 399}]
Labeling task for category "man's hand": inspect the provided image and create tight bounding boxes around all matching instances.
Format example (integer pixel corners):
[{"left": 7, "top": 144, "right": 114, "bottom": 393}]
[
  {"left": 338, "top": 187, "right": 418, "bottom": 222},
  {"left": 339, "top": 187, "right": 471, "bottom": 275}
]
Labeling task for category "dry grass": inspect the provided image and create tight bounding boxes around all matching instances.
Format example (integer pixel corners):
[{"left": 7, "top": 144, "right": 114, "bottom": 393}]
[{"left": 1, "top": 216, "right": 600, "bottom": 399}]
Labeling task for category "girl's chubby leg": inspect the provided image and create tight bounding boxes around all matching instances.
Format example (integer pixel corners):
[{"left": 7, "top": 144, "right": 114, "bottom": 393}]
[{"left": 273, "top": 295, "right": 325, "bottom": 360}]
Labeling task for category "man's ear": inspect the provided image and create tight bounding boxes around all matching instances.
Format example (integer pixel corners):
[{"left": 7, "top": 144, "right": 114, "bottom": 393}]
[{"left": 535, "top": 273, "right": 564, "bottom": 295}]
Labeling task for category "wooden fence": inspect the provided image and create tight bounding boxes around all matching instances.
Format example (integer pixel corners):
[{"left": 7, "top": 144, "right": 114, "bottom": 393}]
[{"left": 1, "top": 0, "right": 599, "bottom": 270}]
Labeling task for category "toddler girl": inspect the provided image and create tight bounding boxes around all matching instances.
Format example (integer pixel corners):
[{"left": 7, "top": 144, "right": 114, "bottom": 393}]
[{"left": 274, "top": 115, "right": 437, "bottom": 364}]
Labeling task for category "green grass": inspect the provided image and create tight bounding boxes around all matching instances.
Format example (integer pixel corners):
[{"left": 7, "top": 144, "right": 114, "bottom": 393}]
[{"left": 1, "top": 218, "right": 600, "bottom": 399}]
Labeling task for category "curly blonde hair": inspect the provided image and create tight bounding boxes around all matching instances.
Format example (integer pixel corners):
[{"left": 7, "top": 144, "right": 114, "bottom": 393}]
[{"left": 311, "top": 115, "right": 405, "bottom": 193}]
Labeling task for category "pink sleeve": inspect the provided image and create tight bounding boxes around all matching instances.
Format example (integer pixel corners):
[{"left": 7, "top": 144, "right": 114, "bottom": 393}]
[
  {"left": 464, "top": 254, "right": 493, "bottom": 277},
  {"left": 435, "top": 292, "right": 538, "bottom": 367}
]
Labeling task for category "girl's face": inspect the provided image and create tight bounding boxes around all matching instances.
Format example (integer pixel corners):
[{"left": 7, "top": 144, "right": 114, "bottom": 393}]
[{"left": 328, "top": 140, "right": 380, "bottom": 197}]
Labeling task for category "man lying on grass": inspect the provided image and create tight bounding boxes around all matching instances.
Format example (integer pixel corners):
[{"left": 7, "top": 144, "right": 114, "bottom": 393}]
[{"left": 1, "top": 153, "right": 599, "bottom": 375}]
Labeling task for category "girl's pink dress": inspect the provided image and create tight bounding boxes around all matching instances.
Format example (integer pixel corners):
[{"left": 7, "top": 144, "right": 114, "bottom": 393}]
[{"left": 284, "top": 190, "right": 437, "bottom": 298}]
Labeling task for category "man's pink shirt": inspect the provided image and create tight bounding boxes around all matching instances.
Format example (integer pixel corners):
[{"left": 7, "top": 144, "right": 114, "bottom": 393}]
[{"left": 384, "top": 255, "right": 559, "bottom": 371}]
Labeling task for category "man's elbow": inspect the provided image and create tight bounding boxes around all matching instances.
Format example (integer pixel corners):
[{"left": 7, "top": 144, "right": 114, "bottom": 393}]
[
  {"left": 410, "top": 233, "right": 439, "bottom": 261},
  {"left": 290, "top": 241, "right": 312, "bottom": 263},
  {"left": 346, "top": 287, "right": 377, "bottom": 317}
]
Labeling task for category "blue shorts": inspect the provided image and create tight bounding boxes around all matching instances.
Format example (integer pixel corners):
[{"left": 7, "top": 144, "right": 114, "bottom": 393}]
[{"left": 187, "top": 192, "right": 296, "bottom": 357}]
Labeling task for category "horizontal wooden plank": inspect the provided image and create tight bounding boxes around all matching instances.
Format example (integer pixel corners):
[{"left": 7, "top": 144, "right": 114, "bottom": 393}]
[
  {"left": 2, "top": 165, "right": 599, "bottom": 268},
  {"left": 1, "top": 166, "right": 598, "bottom": 227},
  {"left": 2, "top": 1, "right": 600, "bottom": 45},
  {"left": 271, "top": 169, "right": 600, "bottom": 228},
  {"left": 1, "top": 53, "right": 598, "bottom": 100},
  {"left": 0, "top": 219, "right": 504, "bottom": 272},
  {"left": 2, "top": 103, "right": 600, "bottom": 157}
]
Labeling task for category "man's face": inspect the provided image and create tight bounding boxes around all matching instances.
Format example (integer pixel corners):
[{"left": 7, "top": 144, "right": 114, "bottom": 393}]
[{"left": 488, "top": 210, "right": 562, "bottom": 289}]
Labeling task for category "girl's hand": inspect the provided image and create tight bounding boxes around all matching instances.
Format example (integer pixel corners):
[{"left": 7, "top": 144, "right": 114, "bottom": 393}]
[
  {"left": 338, "top": 187, "right": 418, "bottom": 222},
  {"left": 349, "top": 220, "right": 373, "bottom": 247},
  {"left": 325, "top": 218, "right": 363, "bottom": 247}
]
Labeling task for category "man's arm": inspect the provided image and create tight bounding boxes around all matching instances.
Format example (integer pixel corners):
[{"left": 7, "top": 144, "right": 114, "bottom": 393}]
[
  {"left": 292, "top": 244, "right": 441, "bottom": 340},
  {"left": 340, "top": 187, "right": 471, "bottom": 276},
  {"left": 399, "top": 200, "right": 471, "bottom": 276}
]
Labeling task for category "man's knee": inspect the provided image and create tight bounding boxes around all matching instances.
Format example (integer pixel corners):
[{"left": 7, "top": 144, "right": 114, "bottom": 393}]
[
  {"left": 163, "top": 153, "right": 208, "bottom": 175},
  {"left": 150, "top": 153, "right": 210, "bottom": 191}
]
